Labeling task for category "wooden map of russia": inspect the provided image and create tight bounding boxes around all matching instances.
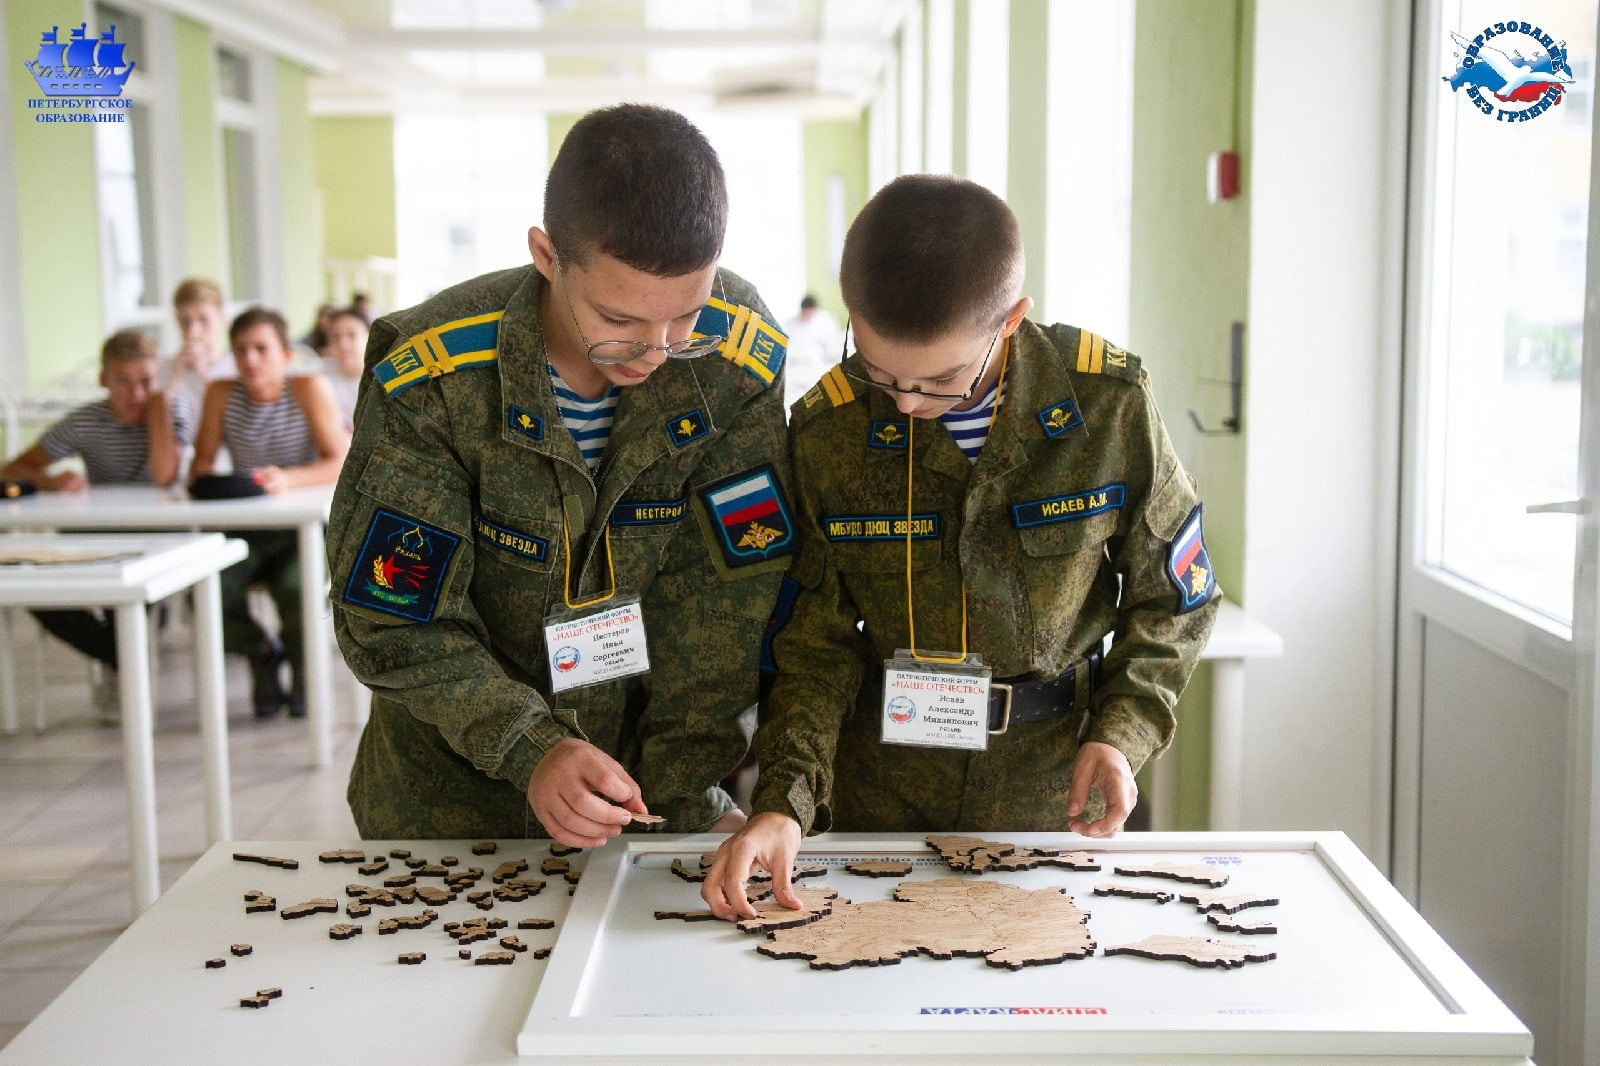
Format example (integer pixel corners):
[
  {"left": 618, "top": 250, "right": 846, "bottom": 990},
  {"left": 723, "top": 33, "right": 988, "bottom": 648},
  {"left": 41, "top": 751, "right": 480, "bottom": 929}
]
[{"left": 757, "top": 879, "right": 1095, "bottom": 971}]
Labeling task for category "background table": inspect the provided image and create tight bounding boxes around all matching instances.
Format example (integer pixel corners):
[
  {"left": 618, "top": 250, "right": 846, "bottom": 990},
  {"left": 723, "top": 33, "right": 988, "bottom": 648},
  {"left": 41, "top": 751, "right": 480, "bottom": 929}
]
[
  {"left": 0, "top": 833, "right": 1532, "bottom": 1065},
  {"left": 0, "top": 533, "right": 247, "bottom": 913},
  {"left": 0, "top": 485, "right": 341, "bottom": 767}
]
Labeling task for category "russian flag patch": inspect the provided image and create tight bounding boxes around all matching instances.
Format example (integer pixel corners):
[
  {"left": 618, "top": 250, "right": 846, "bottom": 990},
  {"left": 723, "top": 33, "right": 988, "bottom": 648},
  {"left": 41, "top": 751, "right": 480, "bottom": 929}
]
[
  {"left": 697, "top": 464, "right": 796, "bottom": 569},
  {"left": 1167, "top": 504, "right": 1216, "bottom": 614}
]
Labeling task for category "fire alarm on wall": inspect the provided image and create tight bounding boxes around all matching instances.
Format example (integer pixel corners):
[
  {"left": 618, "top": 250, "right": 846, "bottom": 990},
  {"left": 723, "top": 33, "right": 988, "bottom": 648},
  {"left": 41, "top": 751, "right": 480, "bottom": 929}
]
[{"left": 1208, "top": 150, "right": 1240, "bottom": 203}]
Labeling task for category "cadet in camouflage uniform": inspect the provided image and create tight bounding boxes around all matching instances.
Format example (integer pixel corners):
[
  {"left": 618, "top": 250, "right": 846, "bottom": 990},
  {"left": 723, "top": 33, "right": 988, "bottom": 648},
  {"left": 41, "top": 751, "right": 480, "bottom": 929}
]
[
  {"left": 328, "top": 105, "right": 793, "bottom": 844},
  {"left": 705, "top": 175, "right": 1218, "bottom": 919}
]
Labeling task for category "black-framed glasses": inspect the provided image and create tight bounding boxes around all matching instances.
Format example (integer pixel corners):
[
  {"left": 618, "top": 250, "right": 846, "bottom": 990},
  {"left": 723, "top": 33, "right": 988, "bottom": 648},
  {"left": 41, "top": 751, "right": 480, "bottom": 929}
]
[
  {"left": 840, "top": 320, "right": 1001, "bottom": 403},
  {"left": 557, "top": 265, "right": 726, "bottom": 366}
]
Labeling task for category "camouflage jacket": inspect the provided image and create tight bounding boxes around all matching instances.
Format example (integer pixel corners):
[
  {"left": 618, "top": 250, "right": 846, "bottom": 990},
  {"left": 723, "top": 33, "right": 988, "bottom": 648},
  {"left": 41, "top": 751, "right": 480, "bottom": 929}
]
[
  {"left": 751, "top": 320, "right": 1220, "bottom": 833},
  {"left": 328, "top": 265, "right": 793, "bottom": 838}
]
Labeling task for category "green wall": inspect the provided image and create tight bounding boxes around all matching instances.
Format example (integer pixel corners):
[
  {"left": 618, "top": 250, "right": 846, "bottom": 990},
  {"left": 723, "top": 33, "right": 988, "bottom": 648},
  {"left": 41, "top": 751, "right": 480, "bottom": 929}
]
[
  {"left": 800, "top": 119, "right": 867, "bottom": 323},
  {"left": 9, "top": 0, "right": 105, "bottom": 389},
  {"left": 276, "top": 60, "right": 319, "bottom": 328},
  {"left": 312, "top": 117, "right": 395, "bottom": 259},
  {"left": 1006, "top": 1, "right": 1049, "bottom": 308},
  {"left": 176, "top": 15, "right": 223, "bottom": 286},
  {"left": 1129, "top": 0, "right": 1253, "bottom": 828}
]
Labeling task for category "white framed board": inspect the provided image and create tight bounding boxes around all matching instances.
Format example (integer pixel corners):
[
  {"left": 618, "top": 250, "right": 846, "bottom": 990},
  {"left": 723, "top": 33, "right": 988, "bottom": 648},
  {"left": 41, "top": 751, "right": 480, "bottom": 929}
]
[{"left": 520, "top": 831, "right": 1531, "bottom": 1061}]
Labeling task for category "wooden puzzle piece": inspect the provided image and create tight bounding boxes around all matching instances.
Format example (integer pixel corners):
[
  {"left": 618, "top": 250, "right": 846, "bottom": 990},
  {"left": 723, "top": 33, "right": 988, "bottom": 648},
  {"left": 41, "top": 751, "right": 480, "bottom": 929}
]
[
  {"left": 989, "top": 851, "right": 1101, "bottom": 873},
  {"left": 440, "top": 855, "right": 459, "bottom": 866},
  {"left": 498, "top": 935, "right": 528, "bottom": 952},
  {"left": 471, "top": 841, "right": 498, "bottom": 855},
  {"left": 758, "top": 879, "right": 1095, "bottom": 971},
  {"left": 475, "top": 951, "right": 515, "bottom": 965},
  {"left": 229, "top": 944, "right": 252, "bottom": 956},
  {"left": 383, "top": 873, "right": 415, "bottom": 888},
  {"left": 280, "top": 898, "right": 339, "bottom": 920},
  {"left": 232, "top": 852, "right": 298, "bottom": 870},
  {"left": 629, "top": 812, "right": 666, "bottom": 826},
  {"left": 548, "top": 842, "right": 581, "bottom": 856},
  {"left": 346, "top": 901, "right": 371, "bottom": 918},
  {"left": 256, "top": 988, "right": 282, "bottom": 1000},
  {"left": 244, "top": 895, "right": 276, "bottom": 914},
  {"left": 403, "top": 856, "right": 428, "bottom": 869},
  {"left": 397, "top": 952, "right": 425, "bottom": 965},
  {"left": 1104, "top": 934, "right": 1276, "bottom": 969},
  {"left": 845, "top": 860, "right": 914, "bottom": 878},
  {"left": 654, "top": 885, "right": 841, "bottom": 931},
  {"left": 491, "top": 859, "right": 530, "bottom": 883},
  {"left": 532, "top": 947, "right": 552, "bottom": 960},
  {"left": 239, "top": 995, "right": 270, "bottom": 1008},
  {"left": 329, "top": 923, "right": 363, "bottom": 940},
  {"left": 205, "top": 958, "right": 226, "bottom": 969},
  {"left": 318, "top": 849, "right": 365, "bottom": 864},
  {"left": 413, "top": 864, "right": 449, "bottom": 878},
  {"left": 358, "top": 858, "right": 389, "bottom": 876},
  {"left": 924, "top": 835, "right": 1100, "bottom": 874},
  {"left": 416, "top": 886, "right": 455, "bottom": 906},
  {"left": 1093, "top": 883, "right": 1175, "bottom": 904},
  {"left": 1179, "top": 890, "right": 1280, "bottom": 914},
  {"left": 1207, "top": 913, "right": 1277, "bottom": 934},
  {"left": 670, "top": 858, "right": 706, "bottom": 882},
  {"left": 1113, "top": 861, "right": 1230, "bottom": 888},
  {"left": 377, "top": 909, "right": 439, "bottom": 934},
  {"left": 540, "top": 857, "right": 570, "bottom": 876},
  {"left": 517, "top": 917, "right": 555, "bottom": 929},
  {"left": 389, "top": 849, "right": 411, "bottom": 859}
]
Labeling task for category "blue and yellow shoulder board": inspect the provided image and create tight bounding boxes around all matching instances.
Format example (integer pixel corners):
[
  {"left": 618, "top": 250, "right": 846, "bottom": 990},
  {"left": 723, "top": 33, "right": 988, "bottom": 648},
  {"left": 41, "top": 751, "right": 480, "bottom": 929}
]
[
  {"left": 1070, "top": 328, "right": 1138, "bottom": 380},
  {"left": 694, "top": 297, "right": 786, "bottom": 387},
  {"left": 373, "top": 312, "right": 503, "bottom": 397},
  {"left": 798, "top": 365, "right": 857, "bottom": 412}
]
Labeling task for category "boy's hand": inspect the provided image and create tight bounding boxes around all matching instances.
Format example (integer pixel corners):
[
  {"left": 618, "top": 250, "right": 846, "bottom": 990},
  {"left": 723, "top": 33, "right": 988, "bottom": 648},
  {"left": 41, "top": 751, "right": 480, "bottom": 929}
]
[
  {"left": 253, "top": 466, "right": 288, "bottom": 494},
  {"left": 527, "top": 738, "right": 643, "bottom": 849},
  {"left": 42, "top": 470, "right": 86, "bottom": 492},
  {"left": 701, "top": 812, "right": 802, "bottom": 921},
  {"left": 1066, "top": 741, "right": 1137, "bottom": 838}
]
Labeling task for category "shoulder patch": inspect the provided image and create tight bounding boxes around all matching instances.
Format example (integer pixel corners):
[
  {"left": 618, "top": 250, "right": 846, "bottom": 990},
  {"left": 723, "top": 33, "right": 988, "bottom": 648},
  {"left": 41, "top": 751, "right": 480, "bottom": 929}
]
[
  {"left": 342, "top": 509, "right": 461, "bottom": 622},
  {"left": 665, "top": 409, "right": 709, "bottom": 447},
  {"left": 815, "top": 365, "right": 857, "bottom": 408},
  {"left": 869, "top": 420, "right": 909, "bottom": 450},
  {"left": 695, "top": 464, "right": 797, "bottom": 569},
  {"left": 695, "top": 296, "right": 786, "bottom": 387},
  {"left": 507, "top": 405, "right": 543, "bottom": 441},
  {"left": 1070, "top": 329, "right": 1140, "bottom": 381},
  {"left": 1167, "top": 504, "right": 1217, "bottom": 614},
  {"left": 372, "top": 312, "right": 503, "bottom": 397}
]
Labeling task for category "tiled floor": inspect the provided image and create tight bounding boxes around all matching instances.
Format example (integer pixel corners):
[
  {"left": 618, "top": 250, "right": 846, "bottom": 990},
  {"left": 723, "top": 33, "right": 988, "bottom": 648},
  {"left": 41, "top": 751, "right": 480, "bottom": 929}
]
[{"left": 0, "top": 612, "right": 362, "bottom": 1051}]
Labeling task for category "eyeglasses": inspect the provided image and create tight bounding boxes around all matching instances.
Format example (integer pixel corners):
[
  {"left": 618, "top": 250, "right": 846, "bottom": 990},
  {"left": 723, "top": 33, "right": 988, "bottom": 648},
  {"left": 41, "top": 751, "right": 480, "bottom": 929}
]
[
  {"left": 841, "top": 321, "right": 1002, "bottom": 403},
  {"left": 557, "top": 266, "right": 726, "bottom": 366}
]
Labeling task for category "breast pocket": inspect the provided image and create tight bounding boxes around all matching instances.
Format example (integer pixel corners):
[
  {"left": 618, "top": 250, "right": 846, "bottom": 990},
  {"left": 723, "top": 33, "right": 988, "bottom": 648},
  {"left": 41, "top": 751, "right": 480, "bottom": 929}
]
[
  {"left": 1015, "top": 508, "right": 1120, "bottom": 660},
  {"left": 475, "top": 443, "right": 561, "bottom": 576}
]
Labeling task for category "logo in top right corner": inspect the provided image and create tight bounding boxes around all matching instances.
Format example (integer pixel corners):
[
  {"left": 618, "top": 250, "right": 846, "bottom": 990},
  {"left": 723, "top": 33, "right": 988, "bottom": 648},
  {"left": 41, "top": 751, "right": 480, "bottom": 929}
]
[{"left": 1443, "top": 22, "right": 1574, "bottom": 122}]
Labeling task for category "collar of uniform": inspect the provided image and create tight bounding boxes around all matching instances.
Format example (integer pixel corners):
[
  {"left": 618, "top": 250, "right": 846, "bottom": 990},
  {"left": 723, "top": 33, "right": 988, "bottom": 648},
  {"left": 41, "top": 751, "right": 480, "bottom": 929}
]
[
  {"left": 855, "top": 364, "right": 972, "bottom": 487},
  {"left": 493, "top": 268, "right": 589, "bottom": 469}
]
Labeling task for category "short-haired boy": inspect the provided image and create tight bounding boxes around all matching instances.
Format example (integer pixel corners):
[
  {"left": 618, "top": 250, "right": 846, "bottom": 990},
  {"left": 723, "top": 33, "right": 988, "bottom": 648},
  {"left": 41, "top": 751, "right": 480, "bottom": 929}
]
[
  {"left": 704, "top": 174, "right": 1220, "bottom": 919},
  {"left": 1, "top": 328, "right": 192, "bottom": 686}
]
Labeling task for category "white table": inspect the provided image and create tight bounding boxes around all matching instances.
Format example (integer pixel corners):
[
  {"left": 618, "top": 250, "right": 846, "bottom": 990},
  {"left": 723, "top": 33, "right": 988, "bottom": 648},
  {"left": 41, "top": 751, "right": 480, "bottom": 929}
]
[
  {"left": 0, "top": 833, "right": 1532, "bottom": 1065},
  {"left": 0, "top": 533, "right": 247, "bottom": 914},
  {"left": 0, "top": 484, "right": 341, "bottom": 767},
  {"left": 1145, "top": 600, "right": 1285, "bottom": 831}
]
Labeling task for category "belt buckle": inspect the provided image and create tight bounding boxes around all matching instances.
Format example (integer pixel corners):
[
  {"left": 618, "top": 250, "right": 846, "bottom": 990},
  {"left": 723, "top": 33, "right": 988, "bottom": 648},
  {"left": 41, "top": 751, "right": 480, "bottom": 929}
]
[{"left": 988, "top": 682, "right": 1013, "bottom": 735}]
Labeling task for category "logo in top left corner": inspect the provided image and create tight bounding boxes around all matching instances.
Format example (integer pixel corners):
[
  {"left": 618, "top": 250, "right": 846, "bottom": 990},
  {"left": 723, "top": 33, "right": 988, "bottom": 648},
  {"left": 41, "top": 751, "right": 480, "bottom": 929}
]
[{"left": 27, "top": 22, "right": 136, "bottom": 98}]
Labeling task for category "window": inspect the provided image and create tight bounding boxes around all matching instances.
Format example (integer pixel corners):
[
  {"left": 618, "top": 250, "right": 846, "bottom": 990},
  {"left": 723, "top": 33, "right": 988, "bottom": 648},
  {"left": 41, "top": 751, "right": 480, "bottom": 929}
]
[
  {"left": 1423, "top": 0, "right": 1594, "bottom": 624},
  {"left": 215, "top": 43, "right": 261, "bottom": 302},
  {"left": 92, "top": 4, "right": 160, "bottom": 323}
]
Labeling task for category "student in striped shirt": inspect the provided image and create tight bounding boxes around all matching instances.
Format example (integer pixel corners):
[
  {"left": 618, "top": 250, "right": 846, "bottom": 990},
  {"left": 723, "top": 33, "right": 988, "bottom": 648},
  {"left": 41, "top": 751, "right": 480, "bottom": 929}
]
[
  {"left": 705, "top": 175, "right": 1221, "bottom": 920},
  {"left": 1, "top": 329, "right": 191, "bottom": 702},
  {"left": 191, "top": 307, "right": 349, "bottom": 718}
]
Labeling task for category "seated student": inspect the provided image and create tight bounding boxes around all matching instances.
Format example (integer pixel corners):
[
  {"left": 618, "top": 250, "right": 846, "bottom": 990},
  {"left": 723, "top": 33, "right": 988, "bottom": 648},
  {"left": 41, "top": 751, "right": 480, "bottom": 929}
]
[
  {"left": 1, "top": 329, "right": 190, "bottom": 710},
  {"left": 162, "top": 278, "right": 233, "bottom": 428},
  {"left": 703, "top": 175, "right": 1221, "bottom": 920},
  {"left": 318, "top": 307, "right": 368, "bottom": 428},
  {"left": 191, "top": 307, "right": 349, "bottom": 718}
]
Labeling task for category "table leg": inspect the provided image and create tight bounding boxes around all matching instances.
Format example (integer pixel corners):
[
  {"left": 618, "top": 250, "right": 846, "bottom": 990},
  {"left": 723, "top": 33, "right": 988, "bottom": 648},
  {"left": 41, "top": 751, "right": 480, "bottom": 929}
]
[
  {"left": 1208, "top": 657, "right": 1246, "bottom": 830},
  {"left": 114, "top": 603, "right": 159, "bottom": 914},
  {"left": 0, "top": 607, "right": 16, "bottom": 734},
  {"left": 192, "top": 573, "right": 232, "bottom": 843},
  {"left": 298, "top": 520, "right": 333, "bottom": 768}
]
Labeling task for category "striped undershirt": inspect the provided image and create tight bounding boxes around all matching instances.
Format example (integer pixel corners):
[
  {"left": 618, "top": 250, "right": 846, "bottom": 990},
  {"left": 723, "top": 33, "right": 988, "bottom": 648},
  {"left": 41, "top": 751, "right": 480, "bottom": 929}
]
[
  {"left": 936, "top": 379, "right": 1003, "bottom": 462},
  {"left": 222, "top": 383, "right": 318, "bottom": 471},
  {"left": 37, "top": 397, "right": 193, "bottom": 484},
  {"left": 548, "top": 365, "right": 621, "bottom": 470}
]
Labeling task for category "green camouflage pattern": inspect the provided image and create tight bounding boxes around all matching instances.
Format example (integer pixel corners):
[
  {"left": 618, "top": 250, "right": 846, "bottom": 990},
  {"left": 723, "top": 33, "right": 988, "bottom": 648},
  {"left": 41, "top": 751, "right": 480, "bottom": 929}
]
[
  {"left": 751, "top": 319, "right": 1220, "bottom": 834},
  {"left": 329, "top": 265, "right": 791, "bottom": 838}
]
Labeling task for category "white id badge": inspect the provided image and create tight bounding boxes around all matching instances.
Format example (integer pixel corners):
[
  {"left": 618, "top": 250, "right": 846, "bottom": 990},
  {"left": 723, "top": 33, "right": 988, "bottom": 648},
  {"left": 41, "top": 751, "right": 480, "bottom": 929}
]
[
  {"left": 544, "top": 594, "right": 650, "bottom": 693},
  {"left": 881, "top": 650, "right": 992, "bottom": 751}
]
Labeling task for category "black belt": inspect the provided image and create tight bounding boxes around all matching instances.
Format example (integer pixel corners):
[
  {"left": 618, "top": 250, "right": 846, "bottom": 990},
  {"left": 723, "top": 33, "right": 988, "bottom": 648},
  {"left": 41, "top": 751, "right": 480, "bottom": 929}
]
[{"left": 988, "top": 646, "right": 1102, "bottom": 734}]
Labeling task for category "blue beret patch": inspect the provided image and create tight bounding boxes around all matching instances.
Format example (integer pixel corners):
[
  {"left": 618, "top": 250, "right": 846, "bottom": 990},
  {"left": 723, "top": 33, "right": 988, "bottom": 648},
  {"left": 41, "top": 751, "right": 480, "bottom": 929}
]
[
  {"left": 665, "top": 409, "right": 709, "bottom": 448},
  {"left": 507, "top": 405, "right": 543, "bottom": 441},
  {"left": 1037, "top": 399, "right": 1084, "bottom": 438},
  {"left": 869, "top": 420, "right": 909, "bottom": 450}
]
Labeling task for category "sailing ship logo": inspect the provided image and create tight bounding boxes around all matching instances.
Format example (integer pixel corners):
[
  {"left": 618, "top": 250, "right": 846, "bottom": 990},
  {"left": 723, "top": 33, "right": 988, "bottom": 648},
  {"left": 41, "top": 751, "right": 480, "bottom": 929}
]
[{"left": 26, "top": 23, "right": 136, "bottom": 97}]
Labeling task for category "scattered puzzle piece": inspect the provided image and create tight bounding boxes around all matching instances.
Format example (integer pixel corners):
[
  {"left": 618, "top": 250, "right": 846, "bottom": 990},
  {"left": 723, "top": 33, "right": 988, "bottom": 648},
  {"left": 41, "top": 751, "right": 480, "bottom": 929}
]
[
  {"left": 232, "top": 853, "right": 298, "bottom": 870},
  {"left": 499, "top": 935, "right": 528, "bottom": 952},
  {"left": 1104, "top": 934, "right": 1276, "bottom": 969},
  {"left": 398, "top": 952, "right": 425, "bottom": 965},
  {"left": 205, "top": 958, "right": 225, "bottom": 969},
  {"left": 383, "top": 873, "right": 415, "bottom": 888},
  {"left": 1113, "top": 861, "right": 1229, "bottom": 888},
  {"left": 758, "top": 879, "right": 1095, "bottom": 971},
  {"left": 280, "top": 898, "right": 339, "bottom": 920},
  {"left": 229, "top": 944, "right": 252, "bottom": 956},
  {"left": 318, "top": 849, "right": 365, "bottom": 864},
  {"left": 244, "top": 895, "right": 276, "bottom": 914},
  {"left": 358, "top": 858, "right": 389, "bottom": 876},
  {"left": 1207, "top": 913, "right": 1277, "bottom": 934},
  {"left": 491, "top": 860, "right": 529, "bottom": 883},
  {"left": 471, "top": 841, "right": 498, "bottom": 855},
  {"left": 329, "top": 923, "right": 363, "bottom": 940},
  {"left": 441, "top": 855, "right": 459, "bottom": 866},
  {"left": 474, "top": 951, "right": 515, "bottom": 965},
  {"left": 416, "top": 886, "right": 454, "bottom": 906},
  {"left": 413, "top": 864, "right": 448, "bottom": 878},
  {"left": 517, "top": 917, "right": 555, "bottom": 930},
  {"left": 403, "top": 856, "right": 427, "bottom": 869},
  {"left": 256, "top": 987, "right": 282, "bottom": 1000},
  {"left": 629, "top": 812, "right": 665, "bottom": 826},
  {"left": 540, "top": 857, "right": 569, "bottom": 876},
  {"left": 346, "top": 901, "right": 371, "bottom": 918},
  {"left": 459, "top": 948, "right": 472, "bottom": 960},
  {"left": 845, "top": 860, "right": 913, "bottom": 878},
  {"left": 1093, "top": 883, "right": 1175, "bottom": 904},
  {"left": 548, "top": 842, "right": 580, "bottom": 856},
  {"left": 924, "top": 835, "right": 1099, "bottom": 874},
  {"left": 669, "top": 858, "right": 706, "bottom": 883},
  {"left": 377, "top": 909, "right": 439, "bottom": 934},
  {"left": 532, "top": 946, "right": 552, "bottom": 960},
  {"left": 389, "top": 848, "right": 411, "bottom": 859},
  {"left": 1179, "top": 890, "right": 1280, "bottom": 914},
  {"left": 239, "top": 995, "right": 270, "bottom": 1008}
]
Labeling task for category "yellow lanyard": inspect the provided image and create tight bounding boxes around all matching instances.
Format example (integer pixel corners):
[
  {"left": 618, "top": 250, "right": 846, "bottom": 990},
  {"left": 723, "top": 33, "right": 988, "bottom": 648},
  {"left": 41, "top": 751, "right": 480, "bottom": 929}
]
[
  {"left": 903, "top": 336, "right": 1011, "bottom": 663},
  {"left": 560, "top": 515, "right": 618, "bottom": 610}
]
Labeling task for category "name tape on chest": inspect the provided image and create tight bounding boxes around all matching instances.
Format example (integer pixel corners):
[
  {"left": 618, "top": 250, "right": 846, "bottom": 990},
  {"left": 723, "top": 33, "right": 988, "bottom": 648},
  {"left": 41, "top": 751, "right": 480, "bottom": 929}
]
[
  {"left": 1011, "top": 484, "right": 1126, "bottom": 528},
  {"left": 473, "top": 513, "right": 550, "bottom": 562},
  {"left": 823, "top": 513, "right": 941, "bottom": 541},
  {"left": 611, "top": 497, "right": 688, "bottom": 527}
]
